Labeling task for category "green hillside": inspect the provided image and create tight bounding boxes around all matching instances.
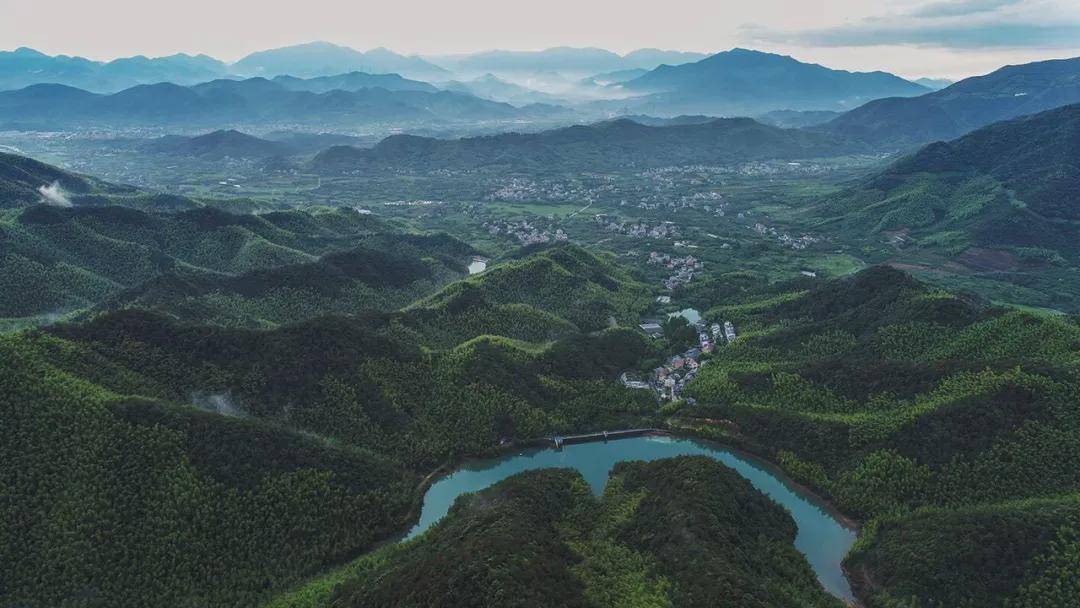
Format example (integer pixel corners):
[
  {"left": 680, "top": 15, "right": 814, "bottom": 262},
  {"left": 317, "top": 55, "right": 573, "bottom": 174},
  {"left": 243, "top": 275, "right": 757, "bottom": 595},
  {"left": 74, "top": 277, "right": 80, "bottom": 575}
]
[
  {"left": 278, "top": 458, "right": 843, "bottom": 608},
  {"left": 0, "top": 150, "right": 135, "bottom": 207},
  {"left": 1, "top": 292, "right": 657, "bottom": 607},
  {"left": 811, "top": 103, "right": 1080, "bottom": 311},
  {"left": 98, "top": 233, "right": 477, "bottom": 327},
  {"left": 44, "top": 310, "right": 655, "bottom": 468},
  {"left": 847, "top": 494, "right": 1080, "bottom": 607},
  {"left": 0, "top": 204, "right": 387, "bottom": 325},
  {"left": 0, "top": 330, "right": 418, "bottom": 608},
  {"left": 417, "top": 244, "right": 652, "bottom": 331},
  {"left": 676, "top": 266, "right": 1080, "bottom": 606},
  {"left": 822, "top": 57, "right": 1080, "bottom": 146}
]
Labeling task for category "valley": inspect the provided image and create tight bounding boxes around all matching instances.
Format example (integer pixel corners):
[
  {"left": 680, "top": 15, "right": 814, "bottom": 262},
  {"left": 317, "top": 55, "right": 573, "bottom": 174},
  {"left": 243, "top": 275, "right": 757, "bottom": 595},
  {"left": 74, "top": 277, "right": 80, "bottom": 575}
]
[{"left": 2, "top": 26, "right": 1080, "bottom": 608}]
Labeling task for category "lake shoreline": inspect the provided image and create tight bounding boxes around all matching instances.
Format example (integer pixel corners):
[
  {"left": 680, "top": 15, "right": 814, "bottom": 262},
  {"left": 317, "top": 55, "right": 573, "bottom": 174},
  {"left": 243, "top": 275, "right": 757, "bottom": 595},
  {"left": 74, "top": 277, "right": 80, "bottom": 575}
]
[{"left": 403, "top": 429, "right": 861, "bottom": 602}]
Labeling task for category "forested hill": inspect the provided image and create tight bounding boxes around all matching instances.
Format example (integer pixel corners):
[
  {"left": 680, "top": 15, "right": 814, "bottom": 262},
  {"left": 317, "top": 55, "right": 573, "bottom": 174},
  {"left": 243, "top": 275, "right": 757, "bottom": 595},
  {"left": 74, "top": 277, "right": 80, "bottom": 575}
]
[
  {"left": 416, "top": 244, "right": 652, "bottom": 331},
  {"left": 678, "top": 265, "right": 1080, "bottom": 606},
  {"left": 821, "top": 56, "right": 1080, "bottom": 146},
  {"left": 310, "top": 117, "right": 867, "bottom": 174},
  {"left": 0, "top": 244, "right": 661, "bottom": 608},
  {"left": 96, "top": 233, "right": 478, "bottom": 327},
  {"left": 0, "top": 151, "right": 136, "bottom": 207},
  {"left": 2, "top": 294, "right": 658, "bottom": 606},
  {"left": 811, "top": 103, "right": 1080, "bottom": 275},
  {"left": 0, "top": 204, "right": 387, "bottom": 325},
  {"left": 0, "top": 150, "right": 245, "bottom": 212},
  {"left": 307, "top": 458, "right": 843, "bottom": 608},
  {"left": 145, "top": 129, "right": 293, "bottom": 159}
]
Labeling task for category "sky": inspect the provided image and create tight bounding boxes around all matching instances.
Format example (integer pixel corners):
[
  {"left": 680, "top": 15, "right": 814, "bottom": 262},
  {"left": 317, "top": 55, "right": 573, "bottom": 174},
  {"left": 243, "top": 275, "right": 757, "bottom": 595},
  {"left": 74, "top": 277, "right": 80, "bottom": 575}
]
[{"left": 3, "top": 0, "right": 1079, "bottom": 79}]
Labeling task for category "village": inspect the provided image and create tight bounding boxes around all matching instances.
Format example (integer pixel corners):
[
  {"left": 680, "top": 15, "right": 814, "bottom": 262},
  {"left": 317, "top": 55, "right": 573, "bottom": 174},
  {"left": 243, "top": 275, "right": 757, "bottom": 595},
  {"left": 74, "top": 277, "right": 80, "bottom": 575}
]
[
  {"left": 627, "top": 314, "right": 738, "bottom": 403},
  {"left": 595, "top": 215, "right": 680, "bottom": 239},
  {"left": 647, "top": 251, "right": 704, "bottom": 290},
  {"left": 483, "top": 218, "right": 569, "bottom": 246}
]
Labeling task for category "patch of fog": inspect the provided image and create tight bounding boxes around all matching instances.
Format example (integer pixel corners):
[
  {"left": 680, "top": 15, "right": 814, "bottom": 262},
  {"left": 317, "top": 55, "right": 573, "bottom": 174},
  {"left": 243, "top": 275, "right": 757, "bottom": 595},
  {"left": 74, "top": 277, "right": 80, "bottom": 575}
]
[
  {"left": 37, "top": 181, "right": 72, "bottom": 207},
  {"left": 38, "top": 308, "right": 68, "bottom": 326},
  {"left": 191, "top": 392, "right": 245, "bottom": 417},
  {"left": 468, "top": 259, "right": 488, "bottom": 274}
]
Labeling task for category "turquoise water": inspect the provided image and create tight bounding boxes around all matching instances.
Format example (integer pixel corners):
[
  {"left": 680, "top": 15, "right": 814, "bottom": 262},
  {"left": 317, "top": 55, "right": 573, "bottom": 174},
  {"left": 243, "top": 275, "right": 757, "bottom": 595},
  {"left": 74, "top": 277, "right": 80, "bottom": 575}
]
[
  {"left": 667, "top": 308, "right": 702, "bottom": 324},
  {"left": 404, "top": 435, "right": 857, "bottom": 601}
]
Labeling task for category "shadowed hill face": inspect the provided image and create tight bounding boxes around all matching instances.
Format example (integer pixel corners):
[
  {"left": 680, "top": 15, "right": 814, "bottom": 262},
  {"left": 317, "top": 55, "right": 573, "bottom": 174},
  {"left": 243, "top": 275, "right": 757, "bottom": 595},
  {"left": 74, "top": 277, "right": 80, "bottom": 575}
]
[
  {"left": 95, "top": 233, "right": 478, "bottom": 327},
  {"left": 310, "top": 117, "right": 866, "bottom": 174},
  {"left": 145, "top": 129, "right": 293, "bottom": 159},
  {"left": 327, "top": 458, "right": 844, "bottom": 608},
  {"left": 822, "top": 56, "right": 1080, "bottom": 147},
  {"left": 679, "top": 265, "right": 1080, "bottom": 606},
  {"left": 0, "top": 327, "right": 418, "bottom": 608},
  {"left": 0, "top": 203, "right": 388, "bottom": 321},
  {"left": 846, "top": 496, "right": 1080, "bottom": 607},
  {"left": 31, "top": 301, "right": 657, "bottom": 480}
]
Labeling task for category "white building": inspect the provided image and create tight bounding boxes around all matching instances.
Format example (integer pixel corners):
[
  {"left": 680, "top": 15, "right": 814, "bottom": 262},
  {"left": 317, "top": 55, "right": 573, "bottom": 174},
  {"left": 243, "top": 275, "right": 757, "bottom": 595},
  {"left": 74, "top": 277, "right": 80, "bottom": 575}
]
[{"left": 724, "top": 321, "right": 737, "bottom": 343}]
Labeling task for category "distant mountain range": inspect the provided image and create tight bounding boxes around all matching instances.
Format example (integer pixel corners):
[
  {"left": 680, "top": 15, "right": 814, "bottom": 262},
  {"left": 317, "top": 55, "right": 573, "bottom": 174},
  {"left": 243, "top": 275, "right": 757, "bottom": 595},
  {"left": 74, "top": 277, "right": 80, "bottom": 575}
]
[
  {"left": 231, "top": 42, "right": 450, "bottom": 81},
  {"left": 0, "top": 46, "right": 229, "bottom": 92},
  {"left": 0, "top": 43, "right": 449, "bottom": 92},
  {"left": 814, "top": 102, "right": 1080, "bottom": 266},
  {"left": 0, "top": 77, "right": 570, "bottom": 129},
  {"left": 755, "top": 109, "right": 842, "bottom": 129},
  {"left": 430, "top": 47, "right": 709, "bottom": 78},
  {"left": 821, "top": 57, "right": 1080, "bottom": 147},
  {"left": 579, "top": 68, "right": 649, "bottom": 87},
  {"left": 310, "top": 116, "right": 867, "bottom": 174},
  {"left": 271, "top": 71, "right": 437, "bottom": 93},
  {"left": 914, "top": 77, "right": 954, "bottom": 91},
  {"left": 0, "top": 44, "right": 710, "bottom": 93},
  {"left": 441, "top": 74, "right": 567, "bottom": 105},
  {"left": 614, "top": 48, "right": 928, "bottom": 116}
]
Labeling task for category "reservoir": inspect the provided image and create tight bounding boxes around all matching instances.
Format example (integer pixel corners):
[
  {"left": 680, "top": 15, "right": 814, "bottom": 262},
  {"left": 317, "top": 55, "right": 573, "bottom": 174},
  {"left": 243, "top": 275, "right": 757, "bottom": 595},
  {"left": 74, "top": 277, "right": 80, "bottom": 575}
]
[{"left": 404, "top": 435, "right": 857, "bottom": 602}]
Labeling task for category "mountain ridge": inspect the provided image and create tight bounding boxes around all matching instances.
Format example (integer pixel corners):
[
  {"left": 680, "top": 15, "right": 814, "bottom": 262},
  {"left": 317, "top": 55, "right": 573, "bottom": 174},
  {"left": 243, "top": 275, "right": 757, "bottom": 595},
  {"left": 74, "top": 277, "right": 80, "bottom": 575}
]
[
  {"left": 310, "top": 116, "right": 868, "bottom": 173},
  {"left": 821, "top": 56, "right": 1080, "bottom": 146},
  {"left": 616, "top": 48, "right": 927, "bottom": 115}
]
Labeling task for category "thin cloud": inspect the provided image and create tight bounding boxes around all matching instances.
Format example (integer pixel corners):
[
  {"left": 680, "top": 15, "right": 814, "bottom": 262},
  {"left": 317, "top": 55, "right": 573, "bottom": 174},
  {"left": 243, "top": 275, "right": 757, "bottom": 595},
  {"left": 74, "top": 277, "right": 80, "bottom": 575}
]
[
  {"left": 763, "top": 22, "right": 1080, "bottom": 49},
  {"left": 910, "top": 0, "right": 1021, "bottom": 18},
  {"left": 743, "top": 0, "right": 1080, "bottom": 50}
]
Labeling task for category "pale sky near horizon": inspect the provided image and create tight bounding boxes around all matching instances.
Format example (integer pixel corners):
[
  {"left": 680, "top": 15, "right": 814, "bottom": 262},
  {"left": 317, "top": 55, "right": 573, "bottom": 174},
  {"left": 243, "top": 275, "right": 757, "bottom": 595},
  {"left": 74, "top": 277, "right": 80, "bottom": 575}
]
[{"left": 3, "top": 0, "right": 1079, "bottom": 79}]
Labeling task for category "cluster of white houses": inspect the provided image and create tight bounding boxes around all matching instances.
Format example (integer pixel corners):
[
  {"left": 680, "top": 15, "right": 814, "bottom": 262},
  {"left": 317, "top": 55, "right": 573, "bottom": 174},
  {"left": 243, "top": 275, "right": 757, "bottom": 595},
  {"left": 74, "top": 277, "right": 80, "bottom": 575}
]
[{"left": 630, "top": 315, "right": 739, "bottom": 401}]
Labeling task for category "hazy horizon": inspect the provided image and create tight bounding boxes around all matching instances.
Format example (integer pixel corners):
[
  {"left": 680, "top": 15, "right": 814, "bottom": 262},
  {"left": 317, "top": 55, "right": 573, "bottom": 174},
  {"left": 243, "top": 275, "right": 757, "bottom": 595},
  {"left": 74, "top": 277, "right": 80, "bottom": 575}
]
[{"left": 4, "top": 0, "right": 1080, "bottom": 79}]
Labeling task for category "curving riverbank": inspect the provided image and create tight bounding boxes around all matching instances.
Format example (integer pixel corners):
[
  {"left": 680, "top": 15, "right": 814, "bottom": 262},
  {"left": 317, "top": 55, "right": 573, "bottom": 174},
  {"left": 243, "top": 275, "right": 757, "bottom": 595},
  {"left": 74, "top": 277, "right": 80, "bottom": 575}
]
[{"left": 404, "top": 434, "right": 859, "bottom": 603}]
